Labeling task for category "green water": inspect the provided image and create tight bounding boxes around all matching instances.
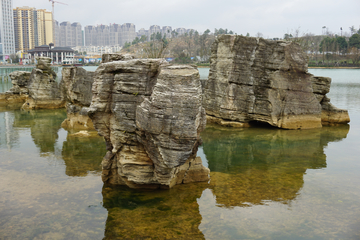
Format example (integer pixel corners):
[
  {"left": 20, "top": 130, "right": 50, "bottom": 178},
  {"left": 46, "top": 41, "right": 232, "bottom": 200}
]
[{"left": 0, "top": 68, "right": 360, "bottom": 239}]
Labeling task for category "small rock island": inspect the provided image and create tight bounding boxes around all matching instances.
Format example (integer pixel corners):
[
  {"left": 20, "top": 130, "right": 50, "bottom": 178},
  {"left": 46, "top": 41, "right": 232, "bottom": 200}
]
[
  {"left": 203, "top": 35, "right": 350, "bottom": 129},
  {"left": 87, "top": 56, "right": 210, "bottom": 189},
  {"left": 0, "top": 57, "right": 64, "bottom": 109}
]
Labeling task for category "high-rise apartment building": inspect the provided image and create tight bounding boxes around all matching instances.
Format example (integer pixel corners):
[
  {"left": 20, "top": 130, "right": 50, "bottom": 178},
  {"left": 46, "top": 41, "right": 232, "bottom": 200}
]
[
  {"left": 0, "top": 0, "right": 15, "bottom": 61},
  {"left": 137, "top": 25, "right": 191, "bottom": 40},
  {"left": 13, "top": 6, "right": 53, "bottom": 52},
  {"left": 84, "top": 23, "right": 136, "bottom": 47},
  {"left": 54, "top": 21, "right": 82, "bottom": 47},
  {"left": 13, "top": 6, "right": 33, "bottom": 52},
  {"left": 162, "top": 26, "right": 172, "bottom": 39},
  {"left": 84, "top": 25, "right": 96, "bottom": 46},
  {"left": 149, "top": 25, "right": 161, "bottom": 37},
  {"left": 119, "top": 23, "right": 136, "bottom": 46},
  {"left": 71, "top": 22, "right": 82, "bottom": 46},
  {"left": 34, "top": 9, "right": 53, "bottom": 46}
]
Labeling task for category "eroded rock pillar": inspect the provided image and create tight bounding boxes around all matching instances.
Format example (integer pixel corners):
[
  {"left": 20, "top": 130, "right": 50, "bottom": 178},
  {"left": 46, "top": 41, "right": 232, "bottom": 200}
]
[
  {"left": 60, "top": 67, "right": 95, "bottom": 130},
  {"left": 22, "top": 57, "right": 64, "bottom": 110},
  {"left": 88, "top": 57, "right": 209, "bottom": 189}
]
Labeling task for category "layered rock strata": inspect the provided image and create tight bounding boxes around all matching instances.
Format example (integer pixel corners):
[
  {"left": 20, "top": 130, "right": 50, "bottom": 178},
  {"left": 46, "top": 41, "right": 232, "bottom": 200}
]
[
  {"left": 203, "top": 35, "right": 349, "bottom": 129},
  {"left": 0, "top": 71, "right": 31, "bottom": 104},
  {"left": 22, "top": 57, "right": 64, "bottom": 109},
  {"left": 60, "top": 67, "right": 95, "bottom": 130},
  {"left": 87, "top": 58, "right": 209, "bottom": 189},
  {"left": 311, "top": 76, "right": 350, "bottom": 125},
  {"left": 101, "top": 53, "right": 134, "bottom": 63}
]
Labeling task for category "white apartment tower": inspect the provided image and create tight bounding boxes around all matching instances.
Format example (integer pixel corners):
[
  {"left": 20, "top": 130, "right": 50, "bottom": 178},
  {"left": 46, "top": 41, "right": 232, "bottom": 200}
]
[
  {"left": 0, "top": 0, "right": 15, "bottom": 61},
  {"left": 84, "top": 23, "right": 135, "bottom": 47},
  {"left": 55, "top": 21, "right": 82, "bottom": 47}
]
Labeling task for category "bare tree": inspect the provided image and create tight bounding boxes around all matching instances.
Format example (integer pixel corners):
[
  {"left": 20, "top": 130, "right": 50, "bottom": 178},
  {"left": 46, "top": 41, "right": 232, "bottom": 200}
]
[
  {"left": 142, "top": 33, "right": 170, "bottom": 58},
  {"left": 349, "top": 26, "right": 357, "bottom": 36},
  {"left": 255, "top": 32, "right": 263, "bottom": 38}
]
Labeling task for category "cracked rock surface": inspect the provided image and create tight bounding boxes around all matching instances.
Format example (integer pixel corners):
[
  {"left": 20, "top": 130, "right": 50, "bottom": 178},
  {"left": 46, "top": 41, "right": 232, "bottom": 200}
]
[
  {"left": 88, "top": 56, "right": 209, "bottom": 189},
  {"left": 203, "top": 35, "right": 349, "bottom": 129},
  {"left": 60, "top": 67, "right": 95, "bottom": 130},
  {"left": 0, "top": 71, "right": 31, "bottom": 104},
  {"left": 22, "top": 57, "right": 64, "bottom": 109}
]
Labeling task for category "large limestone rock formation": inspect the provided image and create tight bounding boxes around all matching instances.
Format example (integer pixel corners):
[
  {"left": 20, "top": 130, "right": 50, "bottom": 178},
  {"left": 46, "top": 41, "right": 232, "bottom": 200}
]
[
  {"left": 0, "top": 71, "right": 31, "bottom": 104},
  {"left": 60, "top": 67, "right": 95, "bottom": 130},
  {"left": 203, "top": 35, "right": 350, "bottom": 129},
  {"left": 87, "top": 57, "right": 209, "bottom": 189},
  {"left": 22, "top": 57, "right": 64, "bottom": 110}
]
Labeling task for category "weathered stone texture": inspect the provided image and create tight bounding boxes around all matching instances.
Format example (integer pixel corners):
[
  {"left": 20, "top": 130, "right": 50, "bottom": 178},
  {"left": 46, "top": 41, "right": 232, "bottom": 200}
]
[
  {"left": 101, "top": 53, "right": 135, "bottom": 63},
  {"left": 8, "top": 71, "right": 31, "bottom": 95},
  {"left": 310, "top": 76, "right": 350, "bottom": 125},
  {"left": 203, "top": 35, "right": 349, "bottom": 129},
  {"left": 22, "top": 57, "right": 64, "bottom": 109},
  {"left": 88, "top": 58, "right": 209, "bottom": 189},
  {"left": 60, "top": 67, "right": 95, "bottom": 130},
  {"left": 0, "top": 71, "right": 31, "bottom": 104}
]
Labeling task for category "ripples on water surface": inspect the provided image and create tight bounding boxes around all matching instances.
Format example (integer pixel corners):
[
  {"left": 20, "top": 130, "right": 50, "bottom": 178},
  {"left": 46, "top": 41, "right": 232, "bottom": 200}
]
[{"left": 0, "top": 67, "right": 359, "bottom": 239}]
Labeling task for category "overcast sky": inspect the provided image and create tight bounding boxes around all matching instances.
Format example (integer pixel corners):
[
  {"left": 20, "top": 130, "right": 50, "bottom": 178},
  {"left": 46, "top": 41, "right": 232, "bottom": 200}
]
[{"left": 13, "top": 0, "right": 360, "bottom": 38}]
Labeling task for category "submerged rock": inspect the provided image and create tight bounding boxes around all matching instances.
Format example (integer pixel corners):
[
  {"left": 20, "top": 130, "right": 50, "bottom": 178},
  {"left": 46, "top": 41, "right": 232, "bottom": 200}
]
[
  {"left": 88, "top": 57, "right": 209, "bottom": 189},
  {"left": 22, "top": 57, "right": 64, "bottom": 109},
  {"left": 203, "top": 35, "right": 350, "bottom": 129},
  {"left": 102, "top": 182, "right": 208, "bottom": 239},
  {"left": 202, "top": 123, "right": 349, "bottom": 208},
  {"left": 60, "top": 67, "right": 95, "bottom": 130}
]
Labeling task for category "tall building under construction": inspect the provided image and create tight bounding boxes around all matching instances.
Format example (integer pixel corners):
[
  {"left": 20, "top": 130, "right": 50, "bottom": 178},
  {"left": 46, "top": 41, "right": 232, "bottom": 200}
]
[{"left": 13, "top": 6, "right": 53, "bottom": 52}]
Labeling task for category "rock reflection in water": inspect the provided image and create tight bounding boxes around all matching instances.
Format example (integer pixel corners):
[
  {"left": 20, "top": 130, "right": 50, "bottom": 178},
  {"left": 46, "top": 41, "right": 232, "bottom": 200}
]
[
  {"left": 62, "top": 131, "right": 106, "bottom": 176},
  {"left": 12, "top": 109, "right": 67, "bottom": 153},
  {"left": 202, "top": 124, "right": 350, "bottom": 207},
  {"left": 102, "top": 182, "right": 208, "bottom": 239}
]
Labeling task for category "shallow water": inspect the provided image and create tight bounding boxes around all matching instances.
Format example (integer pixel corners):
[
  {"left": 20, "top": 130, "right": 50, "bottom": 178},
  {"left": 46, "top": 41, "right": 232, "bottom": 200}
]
[{"left": 0, "top": 68, "right": 360, "bottom": 239}]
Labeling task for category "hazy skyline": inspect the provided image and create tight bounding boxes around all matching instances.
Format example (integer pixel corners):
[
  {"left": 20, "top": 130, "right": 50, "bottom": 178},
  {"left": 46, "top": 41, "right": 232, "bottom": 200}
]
[{"left": 13, "top": 0, "right": 360, "bottom": 38}]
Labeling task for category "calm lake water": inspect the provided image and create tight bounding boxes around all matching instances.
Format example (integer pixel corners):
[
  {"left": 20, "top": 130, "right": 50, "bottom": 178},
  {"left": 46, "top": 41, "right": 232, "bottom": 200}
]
[{"left": 0, "top": 67, "right": 359, "bottom": 239}]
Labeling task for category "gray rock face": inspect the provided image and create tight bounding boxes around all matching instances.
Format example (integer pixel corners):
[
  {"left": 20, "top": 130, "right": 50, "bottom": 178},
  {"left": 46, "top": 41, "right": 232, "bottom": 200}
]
[
  {"left": 61, "top": 67, "right": 94, "bottom": 106},
  {"left": 310, "top": 76, "right": 350, "bottom": 125},
  {"left": 22, "top": 57, "right": 64, "bottom": 109},
  {"left": 101, "top": 53, "right": 135, "bottom": 63},
  {"left": 0, "top": 71, "right": 31, "bottom": 104},
  {"left": 88, "top": 57, "right": 209, "bottom": 189},
  {"left": 60, "top": 67, "right": 95, "bottom": 130},
  {"left": 8, "top": 71, "right": 31, "bottom": 94},
  {"left": 203, "top": 35, "right": 349, "bottom": 129}
]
